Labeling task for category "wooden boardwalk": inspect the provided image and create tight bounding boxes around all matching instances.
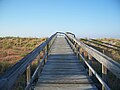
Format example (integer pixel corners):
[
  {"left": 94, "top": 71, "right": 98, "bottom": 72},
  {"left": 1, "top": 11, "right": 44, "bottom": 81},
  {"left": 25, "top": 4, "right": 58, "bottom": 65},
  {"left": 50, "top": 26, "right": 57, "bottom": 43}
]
[
  {"left": 1, "top": 32, "right": 120, "bottom": 90},
  {"left": 35, "top": 36, "right": 97, "bottom": 90}
]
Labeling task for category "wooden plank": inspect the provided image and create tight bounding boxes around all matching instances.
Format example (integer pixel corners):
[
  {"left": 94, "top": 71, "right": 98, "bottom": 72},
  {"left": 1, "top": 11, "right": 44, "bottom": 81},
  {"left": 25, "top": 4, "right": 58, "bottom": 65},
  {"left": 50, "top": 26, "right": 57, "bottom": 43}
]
[
  {"left": 48, "top": 56, "right": 78, "bottom": 60},
  {"left": 38, "top": 78, "right": 93, "bottom": 84},
  {"left": 39, "top": 75, "right": 89, "bottom": 79},
  {"left": 35, "top": 84, "right": 97, "bottom": 90},
  {"left": 42, "top": 68, "right": 85, "bottom": 72},
  {"left": 41, "top": 72, "right": 87, "bottom": 75},
  {"left": 47, "top": 60, "right": 80, "bottom": 63},
  {"left": 43, "top": 65, "right": 83, "bottom": 69},
  {"left": 45, "top": 62, "right": 81, "bottom": 65}
]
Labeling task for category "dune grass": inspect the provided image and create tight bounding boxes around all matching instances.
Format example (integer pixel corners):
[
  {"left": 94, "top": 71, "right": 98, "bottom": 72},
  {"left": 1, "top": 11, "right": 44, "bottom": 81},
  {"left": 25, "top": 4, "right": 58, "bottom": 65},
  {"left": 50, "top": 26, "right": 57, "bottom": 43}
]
[{"left": 0, "top": 37, "right": 46, "bottom": 76}]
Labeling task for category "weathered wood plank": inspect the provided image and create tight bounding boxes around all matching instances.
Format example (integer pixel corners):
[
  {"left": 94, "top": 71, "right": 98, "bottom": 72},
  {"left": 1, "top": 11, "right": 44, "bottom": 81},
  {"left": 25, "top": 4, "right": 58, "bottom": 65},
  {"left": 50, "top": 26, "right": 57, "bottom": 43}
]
[
  {"left": 43, "top": 65, "right": 83, "bottom": 69},
  {"left": 42, "top": 67, "right": 84, "bottom": 72},
  {"left": 48, "top": 56, "right": 78, "bottom": 60},
  {"left": 47, "top": 60, "right": 80, "bottom": 63},
  {"left": 35, "top": 84, "right": 97, "bottom": 90},
  {"left": 39, "top": 75, "right": 89, "bottom": 79},
  {"left": 38, "top": 78, "right": 93, "bottom": 84}
]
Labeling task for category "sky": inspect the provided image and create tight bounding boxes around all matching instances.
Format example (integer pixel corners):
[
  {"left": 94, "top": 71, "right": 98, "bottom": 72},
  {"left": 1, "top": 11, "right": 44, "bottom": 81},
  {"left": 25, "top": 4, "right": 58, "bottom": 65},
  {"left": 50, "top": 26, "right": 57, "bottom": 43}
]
[{"left": 0, "top": 0, "right": 120, "bottom": 38}]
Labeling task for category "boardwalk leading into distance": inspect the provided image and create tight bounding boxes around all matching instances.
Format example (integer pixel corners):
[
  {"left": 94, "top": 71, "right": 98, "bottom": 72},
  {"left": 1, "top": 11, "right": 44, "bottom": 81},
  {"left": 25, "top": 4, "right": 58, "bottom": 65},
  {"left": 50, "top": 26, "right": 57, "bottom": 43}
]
[
  {"left": 35, "top": 36, "right": 97, "bottom": 90},
  {"left": 0, "top": 32, "right": 119, "bottom": 90}
]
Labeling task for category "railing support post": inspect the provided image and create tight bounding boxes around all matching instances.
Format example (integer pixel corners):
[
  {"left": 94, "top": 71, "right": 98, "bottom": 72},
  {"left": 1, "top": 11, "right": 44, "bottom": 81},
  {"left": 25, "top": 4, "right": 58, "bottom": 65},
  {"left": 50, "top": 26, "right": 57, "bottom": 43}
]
[
  {"left": 73, "top": 42, "right": 76, "bottom": 53},
  {"left": 77, "top": 46, "right": 80, "bottom": 58},
  {"left": 75, "top": 43, "right": 77, "bottom": 55},
  {"left": 37, "top": 53, "right": 41, "bottom": 77},
  {"left": 102, "top": 64, "right": 108, "bottom": 90},
  {"left": 81, "top": 49, "right": 86, "bottom": 68},
  {"left": 46, "top": 43, "right": 49, "bottom": 59},
  {"left": 43, "top": 49, "right": 46, "bottom": 65},
  {"left": 26, "top": 64, "right": 31, "bottom": 86},
  {"left": 84, "top": 51, "right": 88, "bottom": 59},
  {"left": 88, "top": 55, "right": 92, "bottom": 77}
]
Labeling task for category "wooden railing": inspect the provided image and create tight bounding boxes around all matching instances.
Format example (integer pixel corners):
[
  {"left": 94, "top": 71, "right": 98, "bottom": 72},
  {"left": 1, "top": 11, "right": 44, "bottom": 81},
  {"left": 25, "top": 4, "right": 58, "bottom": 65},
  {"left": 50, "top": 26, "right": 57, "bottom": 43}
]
[
  {"left": 0, "top": 32, "right": 61, "bottom": 90},
  {"left": 65, "top": 33, "right": 120, "bottom": 90}
]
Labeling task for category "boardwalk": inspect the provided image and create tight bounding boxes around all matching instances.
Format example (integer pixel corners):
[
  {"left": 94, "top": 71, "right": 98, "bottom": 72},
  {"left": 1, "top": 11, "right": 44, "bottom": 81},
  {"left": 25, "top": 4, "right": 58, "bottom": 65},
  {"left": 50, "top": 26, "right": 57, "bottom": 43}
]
[
  {"left": 35, "top": 36, "right": 97, "bottom": 90},
  {"left": 1, "top": 32, "right": 120, "bottom": 90}
]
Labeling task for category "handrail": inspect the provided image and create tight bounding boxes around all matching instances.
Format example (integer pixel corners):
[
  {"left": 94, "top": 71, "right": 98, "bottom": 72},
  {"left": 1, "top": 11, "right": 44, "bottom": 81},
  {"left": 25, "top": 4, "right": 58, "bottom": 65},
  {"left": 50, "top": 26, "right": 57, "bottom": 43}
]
[
  {"left": 66, "top": 32, "right": 76, "bottom": 38},
  {"left": 0, "top": 32, "right": 61, "bottom": 90},
  {"left": 66, "top": 34, "right": 120, "bottom": 79},
  {"left": 65, "top": 33, "right": 120, "bottom": 90}
]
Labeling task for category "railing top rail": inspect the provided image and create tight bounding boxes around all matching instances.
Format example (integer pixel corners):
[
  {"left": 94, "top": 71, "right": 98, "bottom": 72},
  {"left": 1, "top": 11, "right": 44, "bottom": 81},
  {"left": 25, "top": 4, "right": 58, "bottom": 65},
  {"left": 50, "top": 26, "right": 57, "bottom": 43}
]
[
  {"left": 66, "top": 34, "right": 120, "bottom": 79},
  {"left": 66, "top": 32, "right": 76, "bottom": 38}
]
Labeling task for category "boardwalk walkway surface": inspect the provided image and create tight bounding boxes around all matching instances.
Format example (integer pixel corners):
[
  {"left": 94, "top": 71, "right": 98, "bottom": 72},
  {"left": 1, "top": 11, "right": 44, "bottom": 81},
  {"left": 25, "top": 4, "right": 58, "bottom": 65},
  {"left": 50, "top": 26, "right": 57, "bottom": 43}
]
[{"left": 35, "top": 36, "right": 97, "bottom": 90}]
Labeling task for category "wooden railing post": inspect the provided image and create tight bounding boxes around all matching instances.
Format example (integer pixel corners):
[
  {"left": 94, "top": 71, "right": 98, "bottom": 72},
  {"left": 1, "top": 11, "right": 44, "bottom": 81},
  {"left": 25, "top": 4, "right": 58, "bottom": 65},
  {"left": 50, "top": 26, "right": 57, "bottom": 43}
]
[
  {"left": 46, "top": 43, "right": 49, "bottom": 59},
  {"left": 77, "top": 46, "right": 80, "bottom": 58},
  {"left": 73, "top": 42, "right": 76, "bottom": 53},
  {"left": 37, "top": 53, "right": 41, "bottom": 77},
  {"left": 81, "top": 49, "right": 86, "bottom": 67},
  {"left": 43, "top": 49, "right": 46, "bottom": 65},
  {"left": 26, "top": 64, "right": 31, "bottom": 86},
  {"left": 84, "top": 51, "right": 88, "bottom": 59},
  {"left": 102, "top": 64, "right": 108, "bottom": 90},
  {"left": 75, "top": 43, "right": 78, "bottom": 55},
  {"left": 88, "top": 55, "right": 92, "bottom": 77},
  {"left": 74, "top": 43, "right": 77, "bottom": 54}
]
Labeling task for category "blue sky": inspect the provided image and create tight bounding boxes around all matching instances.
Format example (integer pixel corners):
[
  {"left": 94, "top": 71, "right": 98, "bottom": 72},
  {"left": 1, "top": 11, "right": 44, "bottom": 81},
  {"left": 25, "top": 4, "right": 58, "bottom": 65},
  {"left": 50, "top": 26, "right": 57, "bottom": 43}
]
[{"left": 0, "top": 0, "right": 120, "bottom": 38}]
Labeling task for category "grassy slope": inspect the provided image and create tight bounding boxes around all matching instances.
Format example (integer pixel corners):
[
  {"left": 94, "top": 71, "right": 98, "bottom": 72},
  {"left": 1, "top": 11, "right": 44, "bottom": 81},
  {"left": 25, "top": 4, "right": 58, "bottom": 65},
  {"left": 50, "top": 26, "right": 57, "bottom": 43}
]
[
  {"left": 81, "top": 38, "right": 120, "bottom": 63},
  {"left": 0, "top": 37, "right": 46, "bottom": 75}
]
